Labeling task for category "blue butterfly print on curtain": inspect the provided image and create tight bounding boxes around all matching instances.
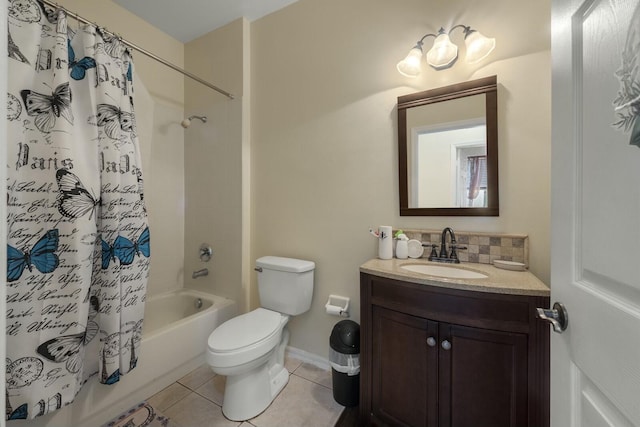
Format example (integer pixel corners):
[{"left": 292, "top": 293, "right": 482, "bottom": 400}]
[
  {"left": 101, "top": 238, "right": 117, "bottom": 269},
  {"left": 36, "top": 296, "right": 100, "bottom": 374},
  {"left": 102, "top": 368, "right": 120, "bottom": 385},
  {"left": 7, "top": 403, "right": 28, "bottom": 420},
  {"left": 56, "top": 169, "right": 100, "bottom": 220},
  {"left": 114, "top": 227, "right": 150, "bottom": 265},
  {"left": 67, "top": 39, "right": 96, "bottom": 81},
  {"left": 102, "top": 228, "right": 150, "bottom": 268},
  {"left": 20, "top": 82, "right": 73, "bottom": 133},
  {"left": 7, "top": 229, "right": 59, "bottom": 282},
  {"left": 95, "top": 103, "right": 136, "bottom": 139}
]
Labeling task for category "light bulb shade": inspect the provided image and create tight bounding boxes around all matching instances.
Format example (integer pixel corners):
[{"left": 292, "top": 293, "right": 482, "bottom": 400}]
[
  {"left": 464, "top": 30, "right": 495, "bottom": 64},
  {"left": 396, "top": 46, "right": 423, "bottom": 77},
  {"left": 426, "top": 33, "right": 458, "bottom": 69}
]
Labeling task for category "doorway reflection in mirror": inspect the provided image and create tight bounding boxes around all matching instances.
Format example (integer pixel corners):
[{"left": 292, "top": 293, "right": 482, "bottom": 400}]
[{"left": 410, "top": 120, "right": 487, "bottom": 208}]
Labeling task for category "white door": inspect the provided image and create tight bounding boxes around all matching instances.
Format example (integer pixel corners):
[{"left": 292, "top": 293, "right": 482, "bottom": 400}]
[{"left": 552, "top": 0, "right": 640, "bottom": 425}]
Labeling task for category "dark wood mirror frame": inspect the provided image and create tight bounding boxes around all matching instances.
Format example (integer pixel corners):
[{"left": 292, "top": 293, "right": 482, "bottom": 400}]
[{"left": 398, "top": 75, "right": 499, "bottom": 216}]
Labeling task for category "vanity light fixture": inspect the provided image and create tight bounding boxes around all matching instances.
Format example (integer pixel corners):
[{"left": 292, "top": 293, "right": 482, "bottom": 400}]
[{"left": 397, "top": 25, "right": 495, "bottom": 77}]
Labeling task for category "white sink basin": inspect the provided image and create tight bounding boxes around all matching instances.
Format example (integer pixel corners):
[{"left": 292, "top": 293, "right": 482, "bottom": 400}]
[{"left": 401, "top": 264, "right": 489, "bottom": 280}]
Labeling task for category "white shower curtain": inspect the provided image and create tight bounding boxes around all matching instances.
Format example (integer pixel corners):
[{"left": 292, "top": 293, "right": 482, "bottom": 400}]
[{"left": 6, "top": 1, "right": 150, "bottom": 420}]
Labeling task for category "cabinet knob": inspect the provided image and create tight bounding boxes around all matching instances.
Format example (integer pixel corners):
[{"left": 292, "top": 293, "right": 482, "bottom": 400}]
[
  {"left": 441, "top": 340, "right": 451, "bottom": 350},
  {"left": 427, "top": 337, "right": 436, "bottom": 347}
]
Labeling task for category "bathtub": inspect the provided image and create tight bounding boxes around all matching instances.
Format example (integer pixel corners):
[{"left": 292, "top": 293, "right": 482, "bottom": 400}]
[
  {"left": 35, "top": 289, "right": 237, "bottom": 427},
  {"left": 143, "top": 289, "right": 219, "bottom": 335}
]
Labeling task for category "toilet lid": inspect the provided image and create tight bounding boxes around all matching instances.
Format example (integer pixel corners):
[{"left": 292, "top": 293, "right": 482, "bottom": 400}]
[{"left": 208, "top": 308, "right": 283, "bottom": 353}]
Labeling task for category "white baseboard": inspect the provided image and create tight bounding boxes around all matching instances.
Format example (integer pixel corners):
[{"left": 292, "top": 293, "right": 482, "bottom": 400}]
[{"left": 286, "top": 346, "right": 330, "bottom": 371}]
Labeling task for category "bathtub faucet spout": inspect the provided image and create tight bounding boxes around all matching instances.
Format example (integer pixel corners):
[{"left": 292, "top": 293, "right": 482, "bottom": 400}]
[{"left": 192, "top": 268, "right": 209, "bottom": 279}]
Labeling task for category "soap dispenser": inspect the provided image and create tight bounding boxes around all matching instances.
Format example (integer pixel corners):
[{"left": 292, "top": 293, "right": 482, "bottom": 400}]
[
  {"left": 396, "top": 232, "right": 409, "bottom": 259},
  {"left": 378, "top": 226, "right": 393, "bottom": 259}
]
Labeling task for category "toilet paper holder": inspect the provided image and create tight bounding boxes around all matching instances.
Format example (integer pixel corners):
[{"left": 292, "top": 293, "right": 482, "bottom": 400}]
[{"left": 325, "top": 294, "right": 350, "bottom": 317}]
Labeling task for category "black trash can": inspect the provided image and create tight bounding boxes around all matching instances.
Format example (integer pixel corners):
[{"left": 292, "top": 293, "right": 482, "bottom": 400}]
[{"left": 329, "top": 320, "right": 360, "bottom": 407}]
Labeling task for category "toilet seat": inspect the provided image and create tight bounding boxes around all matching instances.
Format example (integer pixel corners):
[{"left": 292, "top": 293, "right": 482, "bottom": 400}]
[{"left": 207, "top": 308, "right": 288, "bottom": 368}]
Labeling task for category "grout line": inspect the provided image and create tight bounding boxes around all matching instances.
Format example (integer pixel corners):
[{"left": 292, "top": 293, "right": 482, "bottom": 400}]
[
  {"left": 157, "top": 390, "right": 194, "bottom": 414},
  {"left": 177, "top": 377, "right": 212, "bottom": 392},
  {"left": 291, "top": 370, "right": 333, "bottom": 391},
  {"left": 192, "top": 388, "right": 222, "bottom": 407},
  {"left": 151, "top": 364, "right": 340, "bottom": 427}
]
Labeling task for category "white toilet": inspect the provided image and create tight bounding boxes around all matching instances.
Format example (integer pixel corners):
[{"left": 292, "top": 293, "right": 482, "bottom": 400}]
[{"left": 206, "top": 256, "right": 315, "bottom": 421}]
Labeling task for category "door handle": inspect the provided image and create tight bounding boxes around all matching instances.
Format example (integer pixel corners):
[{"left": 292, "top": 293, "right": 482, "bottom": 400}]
[{"left": 536, "top": 302, "right": 568, "bottom": 333}]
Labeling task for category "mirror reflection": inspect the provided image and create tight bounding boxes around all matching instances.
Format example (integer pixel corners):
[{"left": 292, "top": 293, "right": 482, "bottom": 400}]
[
  {"left": 398, "top": 76, "right": 498, "bottom": 216},
  {"left": 407, "top": 95, "right": 487, "bottom": 208}
]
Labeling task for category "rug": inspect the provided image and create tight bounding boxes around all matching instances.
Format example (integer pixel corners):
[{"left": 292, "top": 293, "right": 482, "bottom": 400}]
[{"left": 102, "top": 401, "right": 180, "bottom": 427}]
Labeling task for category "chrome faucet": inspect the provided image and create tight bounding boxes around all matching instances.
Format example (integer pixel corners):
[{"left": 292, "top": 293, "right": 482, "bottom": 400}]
[
  {"left": 426, "top": 227, "right": 465, "bottom": 263},
  {"left": 192, "top": 268, "right": 209, "bottom": 279}
]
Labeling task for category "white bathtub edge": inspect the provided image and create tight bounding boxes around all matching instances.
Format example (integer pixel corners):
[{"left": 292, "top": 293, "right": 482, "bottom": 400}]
[{"left": 143, "top": 289, "right": 234, "bottom": 339}]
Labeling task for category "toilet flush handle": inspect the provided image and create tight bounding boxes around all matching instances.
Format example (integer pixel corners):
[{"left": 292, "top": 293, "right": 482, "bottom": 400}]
[{"left": 254, "top": 267, "right": 263, "bottom": 272}]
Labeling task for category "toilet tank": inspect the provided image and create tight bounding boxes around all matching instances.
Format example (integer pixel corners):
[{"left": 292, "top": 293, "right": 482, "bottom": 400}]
[{"left": 256, "top": 256, "right": 315, "bottom": 316}]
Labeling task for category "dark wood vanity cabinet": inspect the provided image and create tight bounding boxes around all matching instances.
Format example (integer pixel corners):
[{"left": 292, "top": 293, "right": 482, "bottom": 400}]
[{"left": 360, "top": 273, "right": 550, "bottom": 427}]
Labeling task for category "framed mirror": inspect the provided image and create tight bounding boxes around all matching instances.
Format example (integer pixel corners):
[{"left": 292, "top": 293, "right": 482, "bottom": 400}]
[{"left": 398, "top": 75, "right": 498, "bottom": 216}]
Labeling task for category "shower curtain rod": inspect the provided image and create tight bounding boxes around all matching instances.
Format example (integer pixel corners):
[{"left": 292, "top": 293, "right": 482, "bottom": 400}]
[{"left": 40, "top": 0, "right": 235, "bottom": 99}]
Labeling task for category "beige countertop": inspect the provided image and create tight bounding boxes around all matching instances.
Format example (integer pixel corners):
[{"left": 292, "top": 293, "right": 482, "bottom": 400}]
[{"left": 360, "top": 258, "right": 550, "bottom": 297}]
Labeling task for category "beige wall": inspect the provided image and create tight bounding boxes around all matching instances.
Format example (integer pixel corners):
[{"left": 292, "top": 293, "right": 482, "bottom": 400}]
[
  {"left": 184, "top": 20, "right": 249, "bottom": 307},
  {"left": 251, "top": 0, "right": 551, "bottom": 357}
]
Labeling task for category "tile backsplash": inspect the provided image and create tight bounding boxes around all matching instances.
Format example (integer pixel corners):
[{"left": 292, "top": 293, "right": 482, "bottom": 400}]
[{"left": 400, "top": 229, "right": 529, "bottom": 267}]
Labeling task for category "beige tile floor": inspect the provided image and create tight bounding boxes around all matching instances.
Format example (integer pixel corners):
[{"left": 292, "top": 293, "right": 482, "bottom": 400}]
[{"left": 146, "top": 354, "right": 345, "bottom": 427}]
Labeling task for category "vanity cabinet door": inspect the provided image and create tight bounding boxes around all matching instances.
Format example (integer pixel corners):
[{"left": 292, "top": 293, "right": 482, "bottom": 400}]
[
  {"left": 438, "top": 323, "right": 528, "bottom": 427},
  {"left": 371, "top": 306, "right": 438, "bottom": 427},
  {"left": 360, "top": 272, "right": 549, "bottom": 427}
]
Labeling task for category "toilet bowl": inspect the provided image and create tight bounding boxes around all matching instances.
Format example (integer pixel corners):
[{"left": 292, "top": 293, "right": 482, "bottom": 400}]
[
  {"left": 206, "top": 256, "right": 315, "bottom": 421},
  {"left": 207, "top": 308, "right": 290, "bottom": 420}
]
